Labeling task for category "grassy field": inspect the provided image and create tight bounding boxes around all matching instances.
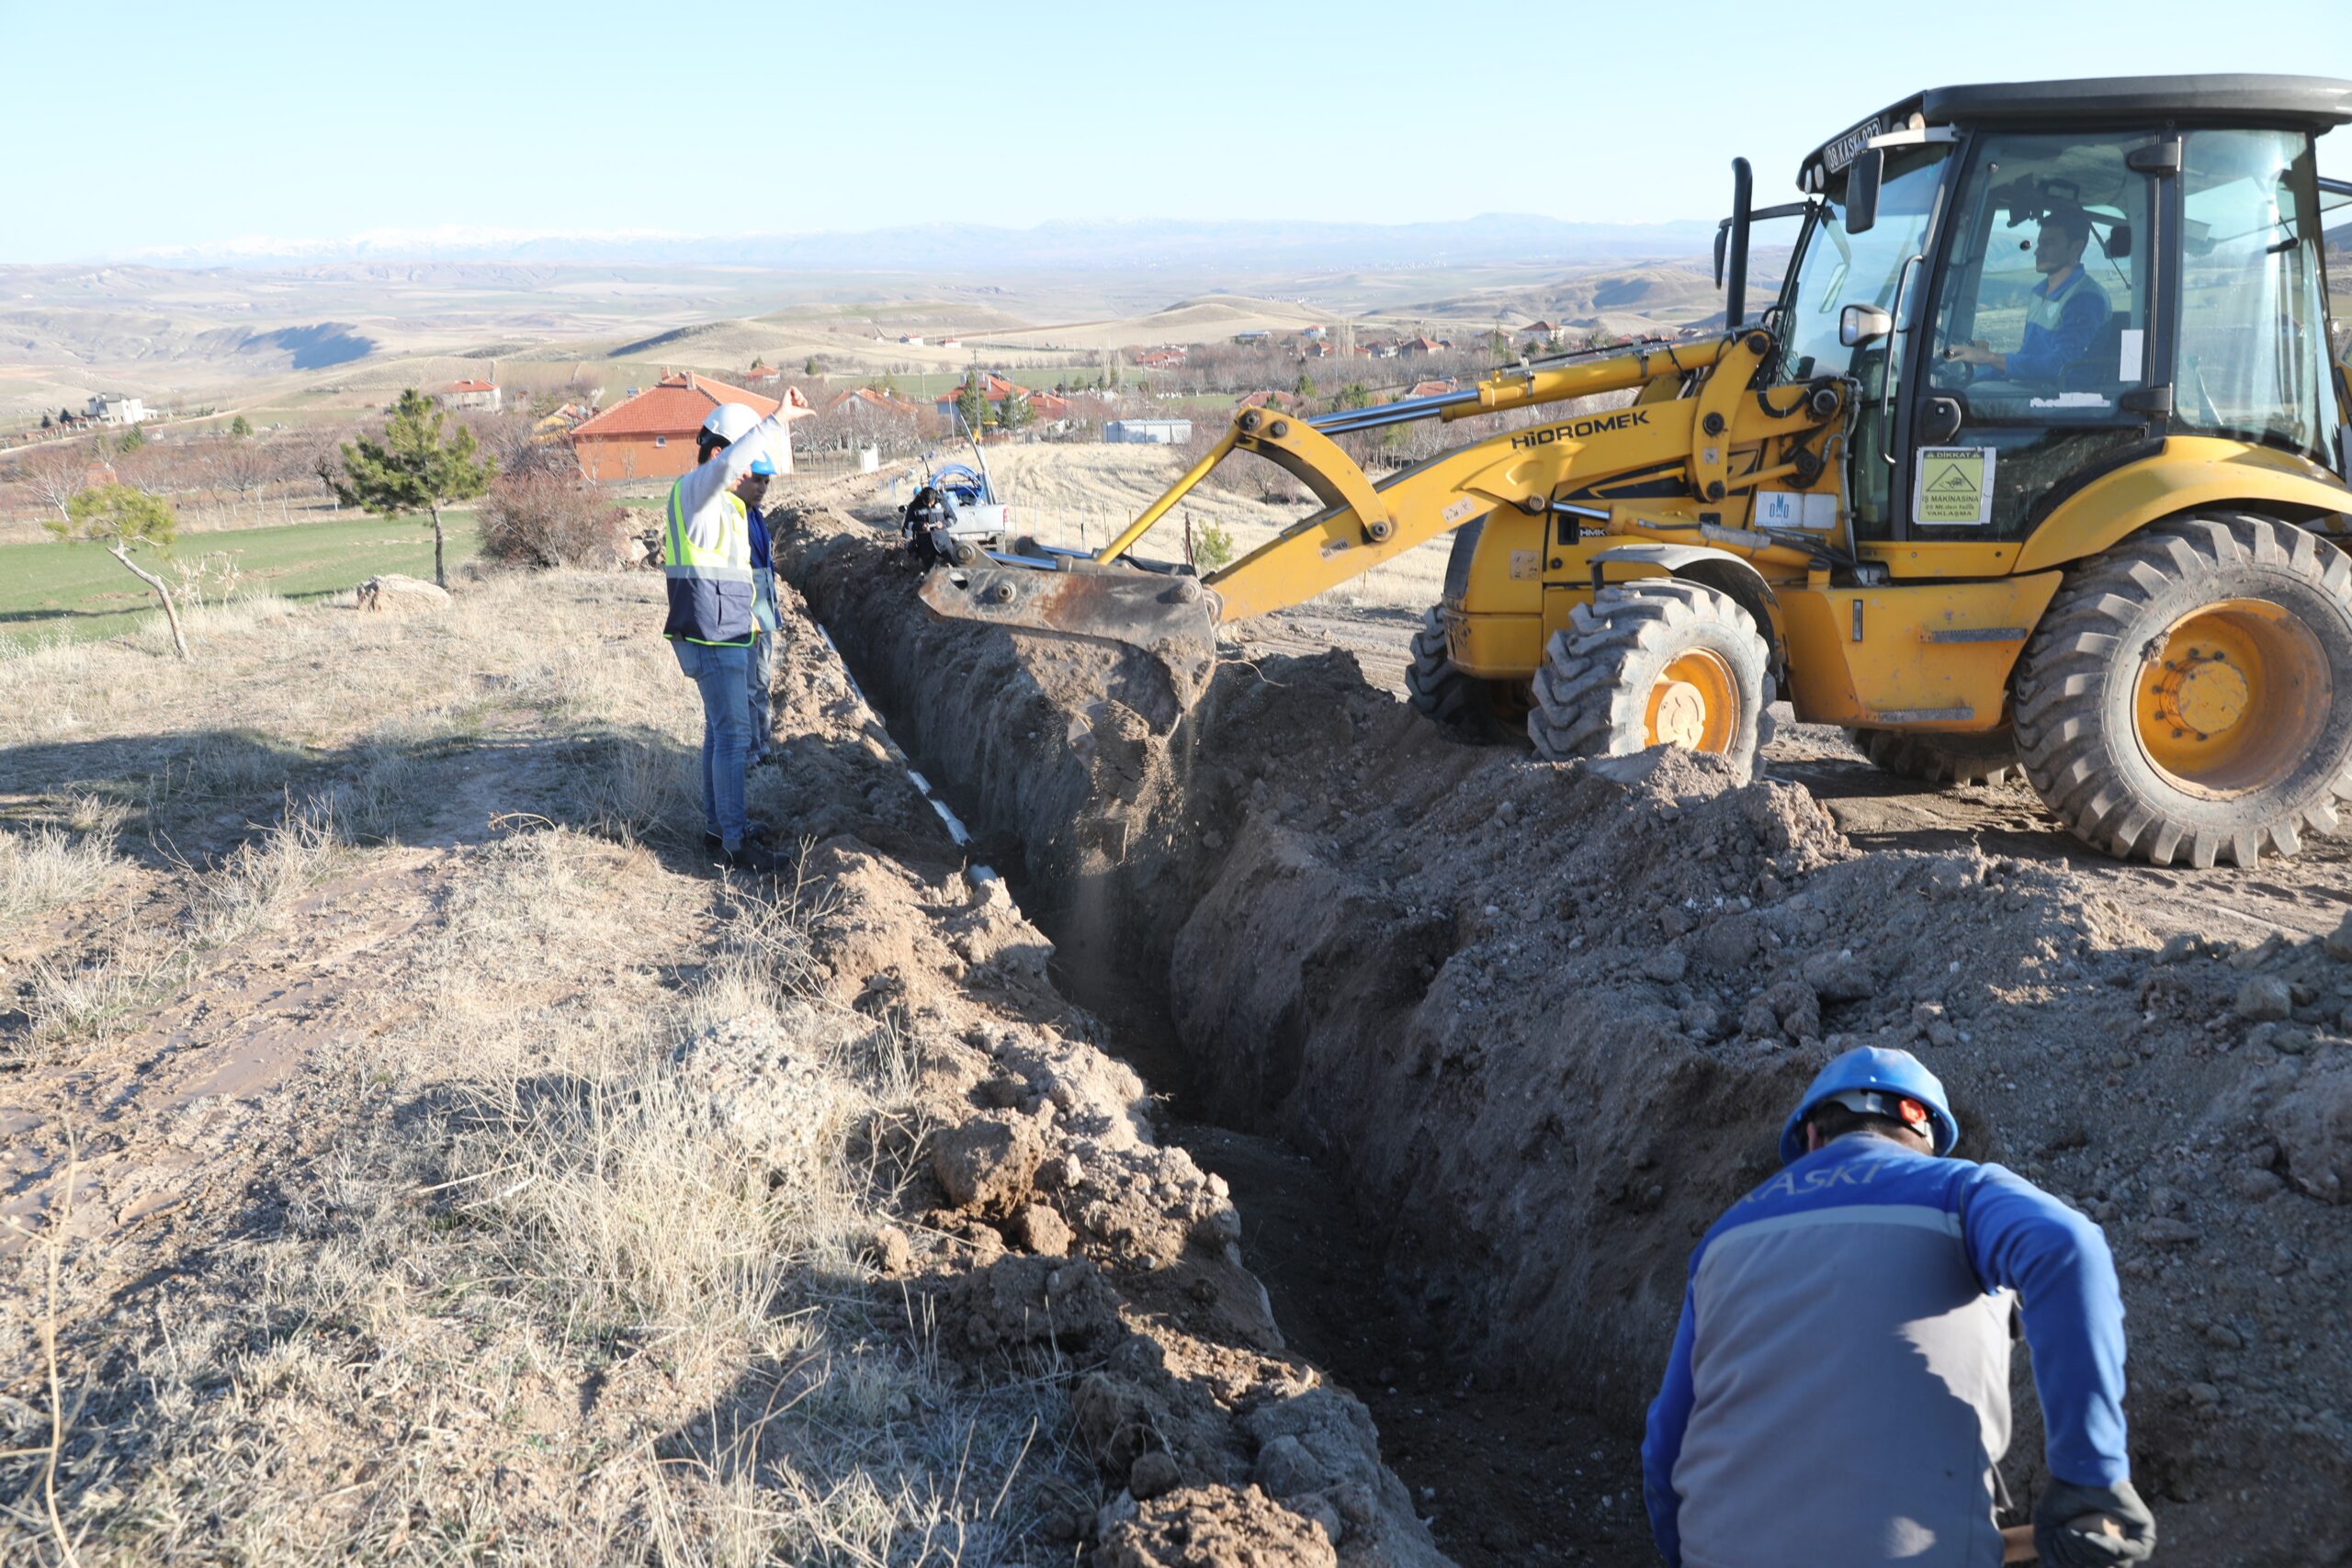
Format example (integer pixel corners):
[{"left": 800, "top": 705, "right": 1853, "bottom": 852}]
[{"left": 0, "top": 510, "right": 481, "bottom": 649}]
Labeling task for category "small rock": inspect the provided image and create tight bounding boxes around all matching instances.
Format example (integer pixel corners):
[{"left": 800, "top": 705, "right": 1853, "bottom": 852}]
[
  {"left": 2229, "top": 934, "right": 2286, "bottom": 972},
  {"left": 1803, "top": 952, "right": 1875, "bottom": 1002},
  {"left": 1252, "top": 1434, "right": 1329, "bottom": 1498},
  {"left": 1127, "top": 1450, "right": 1181, "bottom": 1501},
  {"left": 1641, "top": 947, "right": 1689, "bottom": 984},
  {"left": 2153, "top": 932, "right": 2203, "bottom": 965},
  {"left": 1008, "top": 1204, "right": 1072, "bottom": 1257},
  {"left": 929, "top": 1112, "right": 1046, "bottom": 1214},
  {"left": 2228, "top": 1168, "right": 2285, "bottom": 1201},
  {"left": 1926, "top": 1021, "right": 1961, "bottom": 1049},
  {"left": 2204, "top": 1323, "right": 2245, "bottom": 1350},
  {"left": 2323, "top": 910, "right": 2352, "bottom": 963},
  {"left": 2188, "top": 1382, "right": 2222, "bottom": 1408},
  {"left": 2141, "top": 1217, "right": 2201, "bottom": 1247},
  {"left": 871, "top": 1224, "right": 915, "bottom": 1276},
  {"left": 2236, "top": 976, "right": 2294, "bottom": 1022}
]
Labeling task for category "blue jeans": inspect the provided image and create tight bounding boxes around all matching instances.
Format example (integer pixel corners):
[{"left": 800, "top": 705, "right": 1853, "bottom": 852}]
[
  {"left": 747, "top": 625, "right": 775, "bottom": 762},
  {"left": 672, "top": 639, "right": 751, "bottom": 851}
]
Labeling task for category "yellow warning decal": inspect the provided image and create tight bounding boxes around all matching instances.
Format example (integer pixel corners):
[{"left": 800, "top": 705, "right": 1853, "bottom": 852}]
[{"left": 1915, "top": 446, "right": 1996, "bottom": 526}]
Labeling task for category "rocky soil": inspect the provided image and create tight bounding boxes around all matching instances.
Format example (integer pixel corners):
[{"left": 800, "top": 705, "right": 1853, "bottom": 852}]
[{"left": 783, "top": 498, "right": 2352, "bottom": 1566}]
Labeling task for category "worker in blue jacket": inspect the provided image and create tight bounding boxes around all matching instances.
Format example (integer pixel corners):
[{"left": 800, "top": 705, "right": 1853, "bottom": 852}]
[
  {"left": 745, "top": 499, "right": 779, "bottom": 769},
  {"left": 1948, "top": 207, "right": 2111, "bottom": 391},
  {"left": 1642, "top": 1047, "right": 2154, "bottom": 1568}
]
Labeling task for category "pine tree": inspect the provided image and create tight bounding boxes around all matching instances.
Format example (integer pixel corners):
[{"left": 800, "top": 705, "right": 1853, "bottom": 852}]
[
  {"left": 228, "top": 413, "right": 254, "bottom": 438},
  {"left": 334, "top": 389, "right": 492, "bottom": 589},
  {"left": 50, "top": 485, "right": 190, "bottom": 659},
  {"left": 954, "top": 372, "right": 990, "bottom": 435}
]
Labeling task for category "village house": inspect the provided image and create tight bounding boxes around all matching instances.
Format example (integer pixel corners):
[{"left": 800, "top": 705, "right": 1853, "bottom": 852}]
[
  {"left": 1401, "top": 378, "right": 1460, "bottom": 400},
  {"left": 933, "top": 373, "right": 1069, "bottom": 425},
  {"left": 1523, "top": 321, "right": 1565, "bottom": 344},
  {"left": 85, "top": 392, "right": 148, "bottom": 425},
  {"left": 1133, "top": 347, "right": 1187, "bottom": 370},
  {"left": 825, "top": 386, "right": 922, "bottom": 419},
  {"left": 567, "top": 370, "right": 811, "bottom": 482},
  {"left": 1396, "top": 335, "right": 1446, "bottom": 358},
  {"left": 743, "top": 362, "right": 783, "bottom": 390},
  {"left": 441, "top": 378, "right": 503, "bottom": 412},
  {"left": 1236, "top": 389, "right": 1304, "bottom": 413}
]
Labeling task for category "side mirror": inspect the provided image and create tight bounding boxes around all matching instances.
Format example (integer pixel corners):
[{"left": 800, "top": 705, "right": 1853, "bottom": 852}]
[
  {"left": 1846, "top": 146, "right": 1883, "bottom": 236},
  {"left": 1840, "top": 303, "right": 1893, "bottom": 348}
]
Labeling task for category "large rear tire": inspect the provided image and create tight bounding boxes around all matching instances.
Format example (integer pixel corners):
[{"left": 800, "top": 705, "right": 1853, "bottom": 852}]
[
  {"left": 1407, "top": 605, "right": 1517, "bottom": 742},
  {"left": 1847, "top": 726, "right": 2022, "bottom": 787},
  {"left": 2013, "top": 513, "right": 2352, "bottom": 866},
  {"left": 1528, "top": 581, "right": 1770, "bottom": 778}
]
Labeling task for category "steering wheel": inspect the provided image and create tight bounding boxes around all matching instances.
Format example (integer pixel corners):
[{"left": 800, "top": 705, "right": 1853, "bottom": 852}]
[{"left": 1929, "top": 350, "right": 1976, "bottom": 392}]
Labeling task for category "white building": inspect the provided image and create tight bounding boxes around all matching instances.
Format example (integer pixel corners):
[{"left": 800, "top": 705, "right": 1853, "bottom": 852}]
[
  {"left": 86, "top": 393, "right": 148, "bottom": 424},
  {"left": 1105, "top": 418, "right": 1193, "bottom": 445},
  {"left": 443, "top": 378, "right": 503, "bottom": 412}
]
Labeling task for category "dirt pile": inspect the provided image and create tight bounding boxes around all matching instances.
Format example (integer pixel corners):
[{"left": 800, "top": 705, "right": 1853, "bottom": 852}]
[
  {"left": 779, "top": 502, "right": 2352, "bottom": 1563},
  {"left": 759, "top": 574, "right": 1446, "bottom": 1566}
]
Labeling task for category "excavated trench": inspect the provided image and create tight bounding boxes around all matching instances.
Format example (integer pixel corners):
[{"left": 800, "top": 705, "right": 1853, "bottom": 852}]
[{"left": 778, "top": 502, "right": 2352, "bottom": 1566}]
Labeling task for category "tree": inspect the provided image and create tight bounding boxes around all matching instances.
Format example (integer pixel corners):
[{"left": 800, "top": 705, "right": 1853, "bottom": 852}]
[
  {"left": 50, "top": 485, "right": 190, "bottom": 660},
  {"left": 19, "top": 441, "right": 88, "bottom": 520},
  {"left": 1333, "top": 382, "right": 1374, "bottom": 412},
  {"left": 228, "top": 413, "right": 254, "bottom": 438},
  {"left": 803, "top": 356, "right": 820, "bottom": 376},
  {"left": 954, "top": 372, "right": 989, "bottom": 435},
  {"left": 113, "top": 423, "right": 146, "bottom": 454},
  {"left": 334, "top": 389, "right": 492, "bottom": 588},
  {"left": 40, "top": 412, "right": 52, "bottom": 429},
  {"left": 204, "top": 434, "right": 280, "bottom": 515},
  {"left": 996, "top": 389, "right": 1034, "bottom": 432},
  {"left": 1294, "top": 371, "right": 1318, "bottom": 400}
]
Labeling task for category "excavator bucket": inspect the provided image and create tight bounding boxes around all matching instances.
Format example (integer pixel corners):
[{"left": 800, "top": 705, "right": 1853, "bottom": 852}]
[{"left": 918, "top": 560, "right": 1219, "bottom": 700}]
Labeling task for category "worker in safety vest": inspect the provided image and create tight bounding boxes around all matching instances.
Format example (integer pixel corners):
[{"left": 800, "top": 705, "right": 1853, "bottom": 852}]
[
  {"left": 1642, "top": 1047, "right": 2154, "bottom": 1568},
  {"left": 1946, "top": 206, "right": 2111, "bottom": 393},
  {"left": 663, "top": 401, "right": 788, "bottom": 873}
]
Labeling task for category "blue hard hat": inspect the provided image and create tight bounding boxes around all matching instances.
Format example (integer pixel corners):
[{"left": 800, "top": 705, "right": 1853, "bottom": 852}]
[
  {"left": 749, "top": 455, "right": 777, "bottom": 477},
  {"left": 1779, "top": 1045, "right": 1959, "bottom": 1164}
]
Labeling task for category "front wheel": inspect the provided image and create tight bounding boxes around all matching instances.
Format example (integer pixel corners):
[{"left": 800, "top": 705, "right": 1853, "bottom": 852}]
[
  {"left": 1528, "top": 581, "right": 1770, "bottom": 778},
  {"left": 2013, "top": 513, "right": 2352, "bottom": 866}
]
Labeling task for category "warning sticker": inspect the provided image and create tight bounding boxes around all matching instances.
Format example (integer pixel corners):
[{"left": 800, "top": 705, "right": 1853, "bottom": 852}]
[
  {"left": 1510, "top": 548, "right": 1542, "bottom": 581},
  {"left": 1442, "top": 496, "right": 1481, "bottom": 525},
  {"left": 1915, "top": 446, "right": 1996, "bottom": 526}
]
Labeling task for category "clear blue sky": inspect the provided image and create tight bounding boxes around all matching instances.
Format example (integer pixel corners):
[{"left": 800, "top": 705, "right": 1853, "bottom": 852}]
[{"left": 2, "top": 0, "right": 2346, "bottom": 262}]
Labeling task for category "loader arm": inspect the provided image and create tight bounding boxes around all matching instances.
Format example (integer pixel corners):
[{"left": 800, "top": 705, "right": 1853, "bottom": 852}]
[
  {"left": 1196, "top": 331, "right": 1822, "bottom": 620},
  {"left": 920, "top": 330, "right": 1833, "bottom": 658}
]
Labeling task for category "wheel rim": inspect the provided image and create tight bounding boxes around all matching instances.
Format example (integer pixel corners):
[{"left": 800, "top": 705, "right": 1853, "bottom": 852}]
[
  {"left": 1645, "top": 649, "right": 1740, "bottom": 752},
  {"left": 2134, "top": 597, "right": 2330, "bottom": 795}
]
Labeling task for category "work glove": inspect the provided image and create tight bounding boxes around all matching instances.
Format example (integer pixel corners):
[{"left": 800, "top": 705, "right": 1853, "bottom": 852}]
[{"left": 2034, "top": 1477, "right": 2155, "bottom": 1567}]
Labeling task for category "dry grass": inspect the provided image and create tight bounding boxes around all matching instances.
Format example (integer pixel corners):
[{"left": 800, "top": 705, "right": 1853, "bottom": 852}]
[
  {"left": 0, "top": 570, "right": 1082, "bottom": 1564},
  {"left": 0, "top": 796, "right": 128, "bottom": 922}
]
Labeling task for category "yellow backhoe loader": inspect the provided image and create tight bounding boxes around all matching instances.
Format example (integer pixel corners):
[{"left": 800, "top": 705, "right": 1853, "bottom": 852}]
[{"left": 922, "top": 74, "right": 2352, "bottom": 868}]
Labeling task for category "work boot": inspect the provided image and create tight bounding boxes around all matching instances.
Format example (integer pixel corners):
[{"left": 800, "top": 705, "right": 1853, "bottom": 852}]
[
  {"left": 704, "top": 821, "right": 774, "bottom": 850},
  {"left": 716, "top": 841, "right": 785, "bottom": 876}
]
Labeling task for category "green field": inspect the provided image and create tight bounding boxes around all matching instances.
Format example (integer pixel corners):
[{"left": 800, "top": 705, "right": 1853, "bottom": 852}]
[{"left": 0, "top": 511, "right": 481, "bottom": 649}]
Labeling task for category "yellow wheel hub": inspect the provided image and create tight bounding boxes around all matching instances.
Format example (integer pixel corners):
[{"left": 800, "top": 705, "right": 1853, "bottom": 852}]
[
  {"left": 1645, "top": 649, "right": 1739, "bottom": 753},
  {"left": 2135, "top": 598, "right": 2328, "bottom": 795}
]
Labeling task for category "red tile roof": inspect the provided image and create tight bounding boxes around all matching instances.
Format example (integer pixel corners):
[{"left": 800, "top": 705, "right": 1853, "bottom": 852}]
[
  {"left": 570, "top": 372, "right": 808, "bottom": 439},
  {"left": 447, "top": 378, "right": 499, "bottom": 393}
]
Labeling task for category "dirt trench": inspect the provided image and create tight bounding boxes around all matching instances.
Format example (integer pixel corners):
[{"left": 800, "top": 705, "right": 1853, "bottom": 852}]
[{"left": 779, "top": 499, "right": 2352, "bottom": 1566}]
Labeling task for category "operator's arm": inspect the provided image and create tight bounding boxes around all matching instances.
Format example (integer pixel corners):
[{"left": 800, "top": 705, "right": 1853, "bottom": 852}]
[
  {"left": 1641, "top": 1282, "right": 1700, "bottom": 1568},
  {"left": 2004, "top": 286, "right": 2109, "bottom": 385},
  {"left": 672, "top": 411, "right": 795, "bottom": 548},
  {"left": 1960, "top": 1165, "right": 2129, "bottom": 1485}
]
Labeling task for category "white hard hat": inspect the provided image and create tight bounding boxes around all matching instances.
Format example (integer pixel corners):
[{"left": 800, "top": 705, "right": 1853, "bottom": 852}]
[{"left": 699, "top": 402, "right": 761, "bottom": 446}]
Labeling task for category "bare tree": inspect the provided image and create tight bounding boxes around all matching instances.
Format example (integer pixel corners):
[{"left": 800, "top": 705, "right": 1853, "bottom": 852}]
[
  {"left": 18, "top": 441, "right": 91, "bottom": 521},
  {"left": 203, "top": 434, "right": 282, "bottom": 517}
]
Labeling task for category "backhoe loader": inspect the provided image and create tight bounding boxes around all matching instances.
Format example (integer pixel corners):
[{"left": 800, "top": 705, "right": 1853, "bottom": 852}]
[{"left": 922, "top": 74, "right": 2352, "bottom": 868}]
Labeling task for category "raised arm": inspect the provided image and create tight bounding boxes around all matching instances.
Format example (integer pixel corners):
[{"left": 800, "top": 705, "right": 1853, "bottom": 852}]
[{"left": 672, "top": 409, "right": 796, "bottom": 547}]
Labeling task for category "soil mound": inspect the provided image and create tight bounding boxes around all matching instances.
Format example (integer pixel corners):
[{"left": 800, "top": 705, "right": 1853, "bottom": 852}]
[{"left": 777, "top": 504, "right": 2352, "bottom": 1563}]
